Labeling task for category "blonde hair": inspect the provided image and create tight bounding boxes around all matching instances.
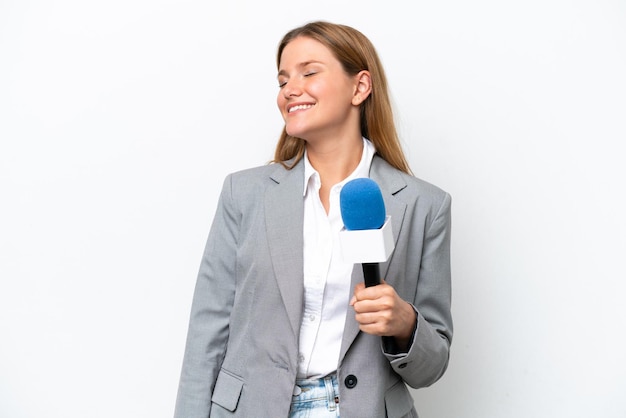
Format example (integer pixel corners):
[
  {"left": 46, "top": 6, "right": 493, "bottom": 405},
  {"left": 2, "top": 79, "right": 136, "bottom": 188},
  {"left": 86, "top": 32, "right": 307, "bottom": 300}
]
[{"left": 273, "top": 21, "right": 412, "bottom": 175}]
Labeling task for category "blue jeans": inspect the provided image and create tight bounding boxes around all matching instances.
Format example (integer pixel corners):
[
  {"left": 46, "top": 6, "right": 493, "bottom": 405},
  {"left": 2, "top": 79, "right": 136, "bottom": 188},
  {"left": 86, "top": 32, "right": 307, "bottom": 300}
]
[{"left": 289, "top": 374, "right": 340, "bottom": 418}]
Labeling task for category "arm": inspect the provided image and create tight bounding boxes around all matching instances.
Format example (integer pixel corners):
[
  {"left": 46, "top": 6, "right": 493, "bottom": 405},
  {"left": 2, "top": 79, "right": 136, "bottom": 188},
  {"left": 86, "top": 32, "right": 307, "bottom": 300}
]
[
  {"left": 351, "top": 192, "right": 453, "bottom": 388},
  {"left": 174, "top": 175, "right": 239, "bottom": 418}
]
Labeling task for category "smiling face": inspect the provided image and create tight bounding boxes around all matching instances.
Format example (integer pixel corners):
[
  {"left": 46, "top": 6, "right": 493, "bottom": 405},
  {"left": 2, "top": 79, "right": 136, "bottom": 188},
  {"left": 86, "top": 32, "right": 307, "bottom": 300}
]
[{"left": 276, "top": 36, "right": 366, "bottom": 144}]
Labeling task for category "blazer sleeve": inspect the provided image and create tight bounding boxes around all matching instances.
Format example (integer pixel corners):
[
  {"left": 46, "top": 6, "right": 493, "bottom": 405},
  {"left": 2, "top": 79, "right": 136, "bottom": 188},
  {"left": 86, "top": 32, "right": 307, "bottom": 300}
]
[
  {"left": 174, "top": 175, "right": 239, "bottom": 418},
  {"left": 383, "top": 191, "right": 453, "bottom": 389}
]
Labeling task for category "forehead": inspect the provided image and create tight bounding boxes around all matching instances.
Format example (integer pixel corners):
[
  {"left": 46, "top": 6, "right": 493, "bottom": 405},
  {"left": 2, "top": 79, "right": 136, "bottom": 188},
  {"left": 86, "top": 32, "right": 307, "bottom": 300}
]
[{"left": 278, "top": 36, "right": 337, "bottom": 69}]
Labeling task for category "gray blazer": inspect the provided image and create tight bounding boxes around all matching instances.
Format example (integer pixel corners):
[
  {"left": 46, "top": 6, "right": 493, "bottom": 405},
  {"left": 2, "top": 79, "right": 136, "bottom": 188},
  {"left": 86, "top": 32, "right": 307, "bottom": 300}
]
[{"left": 174, "top": 155, "right": 453, "bottom": 418}]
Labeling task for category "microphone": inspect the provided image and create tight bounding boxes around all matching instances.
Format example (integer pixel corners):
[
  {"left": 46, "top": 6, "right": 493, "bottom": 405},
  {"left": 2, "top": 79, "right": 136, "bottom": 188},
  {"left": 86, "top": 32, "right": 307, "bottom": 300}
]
[{"left": 339, "top": 178, "right": 395, "bottom": 287}]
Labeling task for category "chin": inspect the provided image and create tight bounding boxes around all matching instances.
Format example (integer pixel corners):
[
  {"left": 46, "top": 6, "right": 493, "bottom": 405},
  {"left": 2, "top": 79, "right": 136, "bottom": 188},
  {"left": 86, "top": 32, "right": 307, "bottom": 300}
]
[{"left": 285, "top": 126, "right": 308, "bottom": 139}]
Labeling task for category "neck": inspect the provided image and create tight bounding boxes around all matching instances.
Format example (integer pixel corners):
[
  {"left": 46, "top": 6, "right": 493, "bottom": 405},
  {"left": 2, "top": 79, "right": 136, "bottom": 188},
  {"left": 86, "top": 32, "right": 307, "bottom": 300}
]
[
  {"left": 306, "top": 136, "right": 363, "bottom": 214},
  {"left": 305, "top": 136, "right": 363, "bottom": 181}
]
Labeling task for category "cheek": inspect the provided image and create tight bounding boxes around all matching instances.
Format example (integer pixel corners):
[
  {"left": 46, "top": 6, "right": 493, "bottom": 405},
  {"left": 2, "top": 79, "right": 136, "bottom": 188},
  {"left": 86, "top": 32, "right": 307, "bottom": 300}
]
[
  {"left": 276, "top": 94, "right": 287, "bottom": 118},
  {"left": 310, "top": 79, "right": 351, "bottom": 107},
  {"left": 306, "top": 80, "right": 325, "bottom": 98}
]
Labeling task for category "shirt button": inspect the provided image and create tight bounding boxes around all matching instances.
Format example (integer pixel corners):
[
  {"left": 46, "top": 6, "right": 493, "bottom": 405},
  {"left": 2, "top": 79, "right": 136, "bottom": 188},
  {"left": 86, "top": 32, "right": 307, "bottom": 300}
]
[
  {"left": 398, "top": 363, "right": 408, "bottom": 369},
  {"left": 344, "top": 374, "right": 358, "bottom": 389},
  {"left": 309, "top": 315, "right": 316, "bottom": 321}
]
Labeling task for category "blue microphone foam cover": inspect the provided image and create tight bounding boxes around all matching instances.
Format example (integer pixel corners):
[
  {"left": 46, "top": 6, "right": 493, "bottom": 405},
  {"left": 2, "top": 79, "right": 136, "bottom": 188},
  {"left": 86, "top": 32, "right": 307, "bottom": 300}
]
[{"left": 340, "top": 178, "right": 386, "bottom": 230}]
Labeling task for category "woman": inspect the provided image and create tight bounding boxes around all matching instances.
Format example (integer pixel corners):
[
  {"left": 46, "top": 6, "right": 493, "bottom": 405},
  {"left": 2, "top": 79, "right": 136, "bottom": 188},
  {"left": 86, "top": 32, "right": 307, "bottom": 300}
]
[{"left": 174, "top": 21, "right": 452, "bottom": 418}]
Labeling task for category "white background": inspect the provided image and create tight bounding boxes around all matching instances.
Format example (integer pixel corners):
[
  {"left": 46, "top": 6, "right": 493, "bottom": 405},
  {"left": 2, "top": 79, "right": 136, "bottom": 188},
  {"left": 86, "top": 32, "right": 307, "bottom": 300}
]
[{"left": 1, "top": 1, "right": 625, "bottom": 417}]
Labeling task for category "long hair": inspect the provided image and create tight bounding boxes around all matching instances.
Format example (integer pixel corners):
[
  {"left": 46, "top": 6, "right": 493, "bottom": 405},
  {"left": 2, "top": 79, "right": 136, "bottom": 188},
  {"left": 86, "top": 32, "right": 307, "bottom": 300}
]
[{"left": 272, "top": 21, "right": 412, "bottom": 175}]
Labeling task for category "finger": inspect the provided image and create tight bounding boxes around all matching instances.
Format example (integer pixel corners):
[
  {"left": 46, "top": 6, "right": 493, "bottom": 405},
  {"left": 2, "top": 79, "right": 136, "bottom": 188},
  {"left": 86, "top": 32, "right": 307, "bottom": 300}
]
[
  {"left": 353, "top": 282, "right": 365, "bottom": 295},
  {"left": 352, "top": 298, "right": 387, "bottom": 314},
  {"left": 350, "top": 282, "right": 366, "bottom": 306},
  {"left": 354, "top": 311, "right": 378, "bottom": 326}
]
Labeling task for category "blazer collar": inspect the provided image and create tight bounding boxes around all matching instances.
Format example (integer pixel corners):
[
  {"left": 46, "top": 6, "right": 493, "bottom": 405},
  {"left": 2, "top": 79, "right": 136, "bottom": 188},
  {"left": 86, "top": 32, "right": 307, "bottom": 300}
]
[{"left": 265, "top": 160, "right": 306, "bottom": 340}]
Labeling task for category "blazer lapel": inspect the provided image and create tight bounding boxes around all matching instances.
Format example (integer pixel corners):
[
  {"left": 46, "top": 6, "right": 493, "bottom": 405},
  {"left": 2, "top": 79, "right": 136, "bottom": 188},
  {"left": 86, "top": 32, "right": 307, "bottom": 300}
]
[
  {"left": 339, "top": 156, "right": 408, "bottom": 361},
  {"left": 264, "top": 161, "right": 305, "bottom": 340}
]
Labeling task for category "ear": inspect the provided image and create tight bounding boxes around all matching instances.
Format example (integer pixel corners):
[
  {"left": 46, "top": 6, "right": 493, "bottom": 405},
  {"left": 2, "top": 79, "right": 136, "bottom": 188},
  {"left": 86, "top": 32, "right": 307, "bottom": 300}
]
[{"left": 352, "top": 70, "right": 372, "bottom": 106}]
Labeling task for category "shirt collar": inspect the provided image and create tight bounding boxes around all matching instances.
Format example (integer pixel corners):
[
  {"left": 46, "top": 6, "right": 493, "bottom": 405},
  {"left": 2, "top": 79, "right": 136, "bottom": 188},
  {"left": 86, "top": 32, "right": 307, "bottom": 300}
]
[{"left": 303, "top": 137, "right": 376, "bottom": 196}]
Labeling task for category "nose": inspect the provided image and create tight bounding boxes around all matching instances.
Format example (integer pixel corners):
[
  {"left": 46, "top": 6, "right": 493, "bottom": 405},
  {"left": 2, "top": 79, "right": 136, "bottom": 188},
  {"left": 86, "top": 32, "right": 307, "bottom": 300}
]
[{"left": 281, "top": 79, "right": 303, "bottom": 98}]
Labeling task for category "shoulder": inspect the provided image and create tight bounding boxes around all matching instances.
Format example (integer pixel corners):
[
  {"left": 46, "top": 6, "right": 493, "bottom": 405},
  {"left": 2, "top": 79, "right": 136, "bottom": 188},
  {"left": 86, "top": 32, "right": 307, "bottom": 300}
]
[
  {"left": 217, "top": 159, "right": 303, "bottom": 207},
  {"left": 222, "top": 161, "right": 290, "bottom": 190},
  {"left": 373, "top": 159, "right": 452, "bottom": 238},
  {"left": 371, "top": 156, "right": 450, "bottom": 207},
  {"left": 404, "top": 172, "right": 451, "bottom": 209}
]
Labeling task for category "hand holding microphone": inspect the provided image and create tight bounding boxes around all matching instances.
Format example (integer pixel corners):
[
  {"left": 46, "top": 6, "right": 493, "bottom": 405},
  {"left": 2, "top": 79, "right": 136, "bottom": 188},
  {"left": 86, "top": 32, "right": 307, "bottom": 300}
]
[{"left": 340, "top": 178, "right": 416, "bottom": 345}]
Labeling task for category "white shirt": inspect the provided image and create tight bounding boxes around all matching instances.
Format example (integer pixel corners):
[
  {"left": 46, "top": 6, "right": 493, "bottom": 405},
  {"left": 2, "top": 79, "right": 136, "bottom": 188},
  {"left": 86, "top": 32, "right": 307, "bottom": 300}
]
[{"left": 297, "top": 138, "right": 376, "bottom": 379}]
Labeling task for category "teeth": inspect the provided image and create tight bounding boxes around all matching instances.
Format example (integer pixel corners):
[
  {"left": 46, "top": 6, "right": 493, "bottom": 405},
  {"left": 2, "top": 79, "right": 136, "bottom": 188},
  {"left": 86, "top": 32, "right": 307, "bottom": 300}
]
[{"left": 289, "top": 104, "right": 313, "bottom": 113}]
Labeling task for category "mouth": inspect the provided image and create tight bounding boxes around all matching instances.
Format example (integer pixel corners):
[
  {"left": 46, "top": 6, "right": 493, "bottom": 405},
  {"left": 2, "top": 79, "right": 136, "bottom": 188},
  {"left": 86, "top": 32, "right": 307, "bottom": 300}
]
[{"left": 288, "top": 104, "right": 314, "bottom": 113}]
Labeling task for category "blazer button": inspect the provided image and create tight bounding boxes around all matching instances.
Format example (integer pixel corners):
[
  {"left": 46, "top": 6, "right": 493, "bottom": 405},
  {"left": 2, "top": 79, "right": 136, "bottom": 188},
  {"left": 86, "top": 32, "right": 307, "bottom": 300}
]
[{"left": 344, "top": 374, "right": 358, "bottom": 389}]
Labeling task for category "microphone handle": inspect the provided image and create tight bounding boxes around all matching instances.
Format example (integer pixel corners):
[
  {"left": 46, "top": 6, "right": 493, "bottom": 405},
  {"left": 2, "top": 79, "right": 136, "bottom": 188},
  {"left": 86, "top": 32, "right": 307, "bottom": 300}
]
[{"left": 362, "top": 263, "right": 380, "bottom": 287}]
